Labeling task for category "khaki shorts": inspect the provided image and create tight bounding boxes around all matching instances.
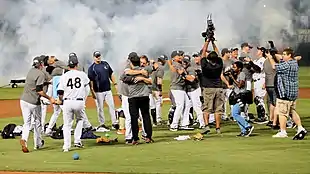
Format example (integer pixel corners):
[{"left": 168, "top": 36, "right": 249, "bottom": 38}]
[
  {"left": 276, "top": 98, "right": 296, "bottom": 117},
  {"left": 202, "top": 88, "right": 225, "bottom": 113}
]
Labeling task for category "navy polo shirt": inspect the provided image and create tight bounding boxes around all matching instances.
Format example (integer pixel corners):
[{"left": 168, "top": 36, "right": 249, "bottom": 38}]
[{"left": 88, "top": 61, "right": 113, "bottom": 92}]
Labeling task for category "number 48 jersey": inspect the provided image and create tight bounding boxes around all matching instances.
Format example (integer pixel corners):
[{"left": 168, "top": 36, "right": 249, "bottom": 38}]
[{"left": 58, "top": 70, "right": 90, "bottom": 99}]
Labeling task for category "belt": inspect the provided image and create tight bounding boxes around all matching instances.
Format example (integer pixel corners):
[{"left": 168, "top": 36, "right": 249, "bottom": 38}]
[
  {"left": 253, "top": 78, "right": 260, "bottom": 82},
  {"left": 64, "top": 98, "right": 84, "bottom": 101}
]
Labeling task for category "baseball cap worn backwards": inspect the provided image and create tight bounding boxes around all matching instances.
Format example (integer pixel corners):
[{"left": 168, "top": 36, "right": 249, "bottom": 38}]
[{"left": 183, "top": 55, "right": 191, "bottom": 63}]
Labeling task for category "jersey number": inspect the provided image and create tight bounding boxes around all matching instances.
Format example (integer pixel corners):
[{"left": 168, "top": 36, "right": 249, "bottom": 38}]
[{"left": 67, "top": 77, "right": 81, "bottom": 89}]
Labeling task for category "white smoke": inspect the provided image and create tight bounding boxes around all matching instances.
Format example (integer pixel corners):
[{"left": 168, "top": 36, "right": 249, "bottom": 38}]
[{"left": 0, "top": 0, "right": 299, "bottom": 85}]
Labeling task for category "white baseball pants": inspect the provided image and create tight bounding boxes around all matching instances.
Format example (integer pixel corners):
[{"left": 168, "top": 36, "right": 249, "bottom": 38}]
[
  {"left": 40, "top": 84, "right": 53, "bottom": 127},
  {"left": 62, "top": 100, "right": 85, "bottom": 150},
  {"left": 149, "top": 91, "right": 162, "bottom": 122},
  {"left": 122, "top": 95, "right": 132, "bottom": 140},
  {"left": 224, "top": 88, "right": 233, "bottom": 117},
  {"left": 47, "top": 104, "right": 62, "bottom": 129},
  {"left": 254, "top": 78, "right": 267, "bottom": 111},
  {"left": 20, "top": 100, "right": 43, "bottom": 148},
  {"left": 95, "top": 91, "right": 117, "bottom": 125},
  {"left": 170, "top": 90, "right": 191, "bottom": 129},
  {"left": 187, "top": 88, "right": 204, "bottom": 127}
]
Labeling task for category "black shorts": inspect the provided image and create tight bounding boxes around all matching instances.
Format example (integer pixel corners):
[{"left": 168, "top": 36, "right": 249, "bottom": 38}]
[{"left": 266, "top": 87, "right": 276, "bottom": 106}]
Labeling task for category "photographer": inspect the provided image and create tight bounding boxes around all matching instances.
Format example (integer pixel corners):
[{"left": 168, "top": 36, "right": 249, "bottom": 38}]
[
  {"left": 267, "top": 48, "right": 307, "bottom": 139},
  {"left": 229, "top": 61, "right": 254, "bottom": 137},
  {"left": 200, "top": 40, "right": 230, "bottom": 135}
]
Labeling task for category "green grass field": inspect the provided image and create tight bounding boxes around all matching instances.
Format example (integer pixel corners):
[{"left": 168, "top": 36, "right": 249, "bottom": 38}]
[
  {"left": 0, "top": 100, "right": 310, "bottom": 173},
  {"left": 0, "top": 67, "right": 310, "bottom": 173}
]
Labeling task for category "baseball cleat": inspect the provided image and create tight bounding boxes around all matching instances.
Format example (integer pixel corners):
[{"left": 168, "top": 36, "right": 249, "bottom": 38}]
[
  {"left": 293, "top": 129, "right": 307, "bottom": 140},
  {"left": 63, "top": 149, "right": 69, "bottom": 152},
  {"left": 74, "top": 143, "right": 84, "bottom": 148},
  {"left": 20, "top": 139, "right": 29, "bottom": 153},
  {"left": 34, "top": 140, "right": 45, "bottom": 150}
]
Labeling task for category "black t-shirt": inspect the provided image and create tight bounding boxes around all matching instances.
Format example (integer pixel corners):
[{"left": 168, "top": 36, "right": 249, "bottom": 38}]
[{"left": 200, "top": 57, "right": 223, "bottom": 88}]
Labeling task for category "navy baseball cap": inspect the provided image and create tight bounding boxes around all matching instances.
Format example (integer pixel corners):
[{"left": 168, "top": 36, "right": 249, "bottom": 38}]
[
  {"left": 158, "top": 55, "right": 168, "bottom": 61},
  {"left": 68, "top": 55, "right": 79, "bottom": 66},
  {"left": 183, "top": 55, "right": 191, "bottom": 63},
  {"left": 93, "top": 51, "right": 101, "bottom": 58},
  {"left": 69, "top": 52, "right": 77, "bottom": 58},
  {"left": 171, "top": 50, "right": 183, "bottom": 58},
  {"left": 32, "top": 56, "right": 43, "bottom": 66},
  {"left": 221, "top": 48, "right": 231, "bottom": 56},
  {"left": 241, "top": 42, "right": 253, "bottom": 49},
  {"left": 257, "top": 46, "right": 266, "bottom": 52}
]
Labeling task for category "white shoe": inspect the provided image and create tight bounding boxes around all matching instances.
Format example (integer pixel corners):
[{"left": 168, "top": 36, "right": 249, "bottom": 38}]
[
  {"left": 96, "top": 127, "right": 110, "bottom": 132},
  {"left": 45, "top": 128, "right": 53, "bottom": 136},
  {"left": 63, "top": 149, "right": 69, "bottom": 152},
  {"left": 272, "top": 132, "right": 288, "bottom": 138}
]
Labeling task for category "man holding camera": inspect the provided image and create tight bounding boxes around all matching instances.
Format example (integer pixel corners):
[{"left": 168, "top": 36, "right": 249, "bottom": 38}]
[
  {"left": 267, "top": 48, "right": 307, "bottom": 139},
  {"left": 229, "top": 61, "right": 254, "bottom": 137},
  {"left": 200, "top": 40, "right": 230, "bottom": 134}
]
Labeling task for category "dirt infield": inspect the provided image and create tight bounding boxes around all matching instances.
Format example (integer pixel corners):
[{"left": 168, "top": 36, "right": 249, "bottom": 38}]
[{"left": 1, "top": 88, "right": 310, "bottom": 119}]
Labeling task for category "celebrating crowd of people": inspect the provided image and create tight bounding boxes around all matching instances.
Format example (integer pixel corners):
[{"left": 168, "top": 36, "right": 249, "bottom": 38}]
[{"left": 18, "top": 37, "right": 307, "bottom": 153}]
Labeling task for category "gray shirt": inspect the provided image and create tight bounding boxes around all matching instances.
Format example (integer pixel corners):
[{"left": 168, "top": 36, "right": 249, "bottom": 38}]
[
  {"left": 128, "top": 66, "right": 150, "bottom": 98},
  {"left": 118, "top": 61, "right": 131, "bottom": 96},
  {"left": 185, "top": 66, "right": 199, "bottom": 92},
  {"left": 51, "top": 60, "right": 68, "bottom": 76},
  {"left": 240, "top": 52, "right": 253, "bottom": 90},
  {"left": 170, "top": 61, "right": 185, "bottom": 90},
  {"left": 233, "top": 72, "right": 246, "bottom": 94},
  {"left": 263, "top": 59, "right": 275, "bottom": 87},
  {"left": 151, "top": 64, "right": 165, "bottom": 91},
  {"left": 21, "top": 68, "right": 46, "bottom": 105}
]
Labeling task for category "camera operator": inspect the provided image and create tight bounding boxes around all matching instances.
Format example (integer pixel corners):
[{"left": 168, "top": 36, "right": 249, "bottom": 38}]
[
  {"left": 267, "top": 48, "right": 307, "bottom": 139},
  {"left": 183, "top": 55, "right": 205, "bottom": 129},
  {"left": 167, "top": 50, "right": 192, "bottom": 131},
  {"left": 124, "top": 52, "right": 153, "bottom": 144},
  {"left": 252, "top": 47, "right": 268, "bottom": 124},
  {"left": 200, "top": 40, "right": 230, "bottom": 135},
  {"left": 229, "top": 61, "right": 254, "bottom": 137}
]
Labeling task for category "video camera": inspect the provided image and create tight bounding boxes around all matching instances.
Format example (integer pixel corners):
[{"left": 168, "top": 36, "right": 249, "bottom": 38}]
[
  {"left": 266, "top": 41, "right": 279, "bottom": 63},
  {"left": 223, "top": 68, "right": 235, "bottom": 77},
  {"left": 201, "top": 14, "right": 215, "bottom": 42}
]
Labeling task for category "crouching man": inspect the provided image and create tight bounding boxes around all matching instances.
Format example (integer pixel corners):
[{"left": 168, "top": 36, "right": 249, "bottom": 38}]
[{"left": 229, "top": 61, "right": 254, "bottom": 137}]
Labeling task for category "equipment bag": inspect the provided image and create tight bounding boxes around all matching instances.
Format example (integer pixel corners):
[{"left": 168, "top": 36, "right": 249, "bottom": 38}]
[{"left": 1, "top": 123, "right": 17, "bottom": 139}]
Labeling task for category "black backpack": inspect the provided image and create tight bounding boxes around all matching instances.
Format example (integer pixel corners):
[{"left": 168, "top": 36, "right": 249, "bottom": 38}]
[{"left": 1, "top": 123, "right": 17, "bottom": 139}]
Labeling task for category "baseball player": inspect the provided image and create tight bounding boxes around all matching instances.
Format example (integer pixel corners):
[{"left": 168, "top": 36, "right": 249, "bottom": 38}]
[
  {"left": 44, "top": 55, "right": 68, "bottom": 135},
  {"left": 56, "top": 55, "right": 89, "bottom": 152},
  {"left": 253, "top": 47, "right": 268, "bottom": 124},
  {"left": 167, "top": 50, "right": 192, "bottom": 131},
  {"left": 183, "top": 55, "right": 204, "bottom": 129},
  {"left": 88, "top": 51, "right": 119, "bottom": 131},
  {"left": 20, "top": 56, "right": 55, "bottom": 153},
  {"left": 149, "top": 55, "right": 167, "bottom": 126},
  {"left": 221, "top": 48, "right": 234, "bottom": 119}
]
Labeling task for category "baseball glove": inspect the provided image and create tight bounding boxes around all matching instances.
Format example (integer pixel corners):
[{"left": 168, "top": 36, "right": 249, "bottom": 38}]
[
  {"left": 192, "top": 133, "right": 204, "bottom": 141},
  {"left": 96, "top": 136, "right": 118, "bottom": 144}
]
